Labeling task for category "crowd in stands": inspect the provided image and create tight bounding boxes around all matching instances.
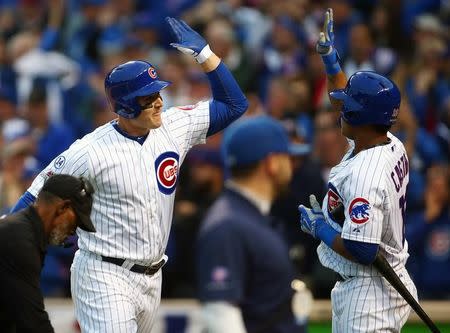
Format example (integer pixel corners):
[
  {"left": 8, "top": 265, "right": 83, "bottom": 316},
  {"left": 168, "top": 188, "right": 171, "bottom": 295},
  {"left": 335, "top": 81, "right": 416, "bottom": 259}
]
[{"left": 0, "top": 0, "right": 448, "bottom": 300}]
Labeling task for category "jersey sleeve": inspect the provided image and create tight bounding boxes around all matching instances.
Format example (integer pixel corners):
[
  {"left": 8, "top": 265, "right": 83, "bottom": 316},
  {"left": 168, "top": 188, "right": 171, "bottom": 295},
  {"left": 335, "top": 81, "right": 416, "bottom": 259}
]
[
  {"left": 162, "top": 101, "right": 210, "bottom": 156},
  {"left": 341, "top": 160, "right": 387, "bottom": 244},
  {"left": 196, "top": 222, "right": 246, "bottom": 303},
  {"left": 27, "top": 138, "right": 92, "bottom": 197}
]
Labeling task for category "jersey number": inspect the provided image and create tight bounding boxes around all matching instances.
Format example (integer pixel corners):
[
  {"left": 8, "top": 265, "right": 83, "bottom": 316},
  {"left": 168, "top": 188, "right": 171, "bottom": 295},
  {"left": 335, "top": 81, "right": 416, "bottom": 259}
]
[{"left": 399, "top": 194, "right": 407, "bottom": 246}]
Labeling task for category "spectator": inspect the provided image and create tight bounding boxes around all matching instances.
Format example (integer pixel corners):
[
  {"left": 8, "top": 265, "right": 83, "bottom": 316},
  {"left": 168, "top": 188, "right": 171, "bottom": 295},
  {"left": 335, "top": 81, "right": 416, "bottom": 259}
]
[
  {"left": 219, "top": 0, "right": 272, "bottom": 55},
  {"left": 313, "top": 109, "right": 348, "bottom": 183},
  {"left": 0, "top": 86, "right": 17, "bottom": 123},
  {"left": 64, "top": 0, "right": 108, "bottom": 74},
  {"left": 255, "top": 13, "right": 308, "bottom": 100},
  {"left": 130, "top": 11, "right": 168, "bottom": 66},
  {"left": 404, "top": 14, "right": 448, "bottom": 130},
  {"left": 406, "top": 164, "right": 450, "bottom": 299},
  {"left": 343, "top": 23, "right": 397, "bottom": 77},
  {"left": 436, "top": 96, "right": 449, "bottom": 158},
  {"left": 0, "top": 136, "right": 33, "bottom": 213},
  {"left": 204, "top": 17, "right": 257, "bottom": 93},
  {"left": 324, "top": 0, "right": 362, "bottom": 60},
  {"left": 266, "top": 76, "right": 314, "bottom": 143},
  {"left": 24, "top": 85, "right": 76, "bottom": 169},
  {"left": 158, "top": 52, "right": 192, "bottom": 108}
]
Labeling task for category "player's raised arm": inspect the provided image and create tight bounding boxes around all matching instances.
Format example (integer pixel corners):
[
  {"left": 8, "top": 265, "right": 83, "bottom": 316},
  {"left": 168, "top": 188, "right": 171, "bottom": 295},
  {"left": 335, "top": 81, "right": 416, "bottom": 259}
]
[
  {"left": 165, "top": 17, "right": 248, "bottom": 136},
  {"left": 316, "top": 8, "right": 347, "bottom": 111}
]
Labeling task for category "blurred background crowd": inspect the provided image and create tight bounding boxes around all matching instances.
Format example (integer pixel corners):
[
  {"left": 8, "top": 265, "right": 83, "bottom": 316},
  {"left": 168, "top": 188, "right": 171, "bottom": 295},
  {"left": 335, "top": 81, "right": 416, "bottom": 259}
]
[{"left": 0, "top": 0, "right": 448, "bottom": 302}]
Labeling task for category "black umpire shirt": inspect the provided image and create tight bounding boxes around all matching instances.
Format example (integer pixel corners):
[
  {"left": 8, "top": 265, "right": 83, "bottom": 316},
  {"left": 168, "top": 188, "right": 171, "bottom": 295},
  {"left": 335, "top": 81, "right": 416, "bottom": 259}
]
[{"left": 0, "top": 206, "right": 54, "bottom": 333}]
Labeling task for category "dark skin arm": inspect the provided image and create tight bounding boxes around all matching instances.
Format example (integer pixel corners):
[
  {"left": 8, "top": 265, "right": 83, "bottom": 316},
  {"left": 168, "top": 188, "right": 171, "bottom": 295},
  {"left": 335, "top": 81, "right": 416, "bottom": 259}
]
[
  {"left": 327, "top": 71, "right": 348, "bottom": 112},
  {"left": 331, "top": 234, "right": 358, "bottom": 262}
]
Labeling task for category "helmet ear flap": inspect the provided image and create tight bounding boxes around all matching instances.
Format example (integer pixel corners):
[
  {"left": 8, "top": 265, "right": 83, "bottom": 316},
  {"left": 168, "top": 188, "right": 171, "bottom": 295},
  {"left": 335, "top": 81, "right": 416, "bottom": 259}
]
[
  {"left": 343, "top": 110, "right": 357, "bottom": 123},
  {"left": 341, "top": 95, "right": 364, "bottom": 125},
  {"left": 114, "top": 97, "right": 142, "bottom": 119}
]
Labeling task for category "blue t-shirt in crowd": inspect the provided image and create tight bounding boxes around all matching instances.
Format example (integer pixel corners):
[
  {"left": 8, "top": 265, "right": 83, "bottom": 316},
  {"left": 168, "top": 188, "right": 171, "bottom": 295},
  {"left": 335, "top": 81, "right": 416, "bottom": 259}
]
[
  {"left": 196, "top": 188, "right": 304, "bottom": 333},
  {"left": 406, "top": 208, "right": 450, "bottom": 299},
  {"left": 36, "top": 123, "right": 77, "bottom": 170}
]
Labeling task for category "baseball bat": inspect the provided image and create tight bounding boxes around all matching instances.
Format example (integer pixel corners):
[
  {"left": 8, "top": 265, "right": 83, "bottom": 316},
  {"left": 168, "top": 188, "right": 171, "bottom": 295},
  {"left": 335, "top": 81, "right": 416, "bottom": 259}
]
[
  {"left": 373, "top": 252, "right": 440, "bottom": 333},
  {"left": 330, "top": 203, "right": 441, "bottom": 333}
]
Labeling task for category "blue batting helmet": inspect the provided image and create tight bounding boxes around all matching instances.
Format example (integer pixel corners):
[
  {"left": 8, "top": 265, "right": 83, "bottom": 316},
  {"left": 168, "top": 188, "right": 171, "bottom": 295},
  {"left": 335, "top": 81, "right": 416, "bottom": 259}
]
[
  {"left": 104, "top": 60, "right": 171, "bottom": 119},
  {"left": 329, "top": 71, "right": 400, "bottom": 127}
]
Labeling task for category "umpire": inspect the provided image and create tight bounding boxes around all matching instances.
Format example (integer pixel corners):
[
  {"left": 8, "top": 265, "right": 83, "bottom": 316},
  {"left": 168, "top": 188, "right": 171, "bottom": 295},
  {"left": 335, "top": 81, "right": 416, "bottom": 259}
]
[{"left": 0, "top": 174, "right": 96, "bottom": 333}]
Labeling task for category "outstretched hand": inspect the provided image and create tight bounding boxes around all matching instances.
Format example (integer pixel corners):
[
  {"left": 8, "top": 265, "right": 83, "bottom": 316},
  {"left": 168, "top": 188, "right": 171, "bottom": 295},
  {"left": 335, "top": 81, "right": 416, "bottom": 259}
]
[
  {"left": 165, "top": 17, "right": 212, "bottom": 63},
  {"left": 316, "top": 8, "right": 334, "bottom": 55}
]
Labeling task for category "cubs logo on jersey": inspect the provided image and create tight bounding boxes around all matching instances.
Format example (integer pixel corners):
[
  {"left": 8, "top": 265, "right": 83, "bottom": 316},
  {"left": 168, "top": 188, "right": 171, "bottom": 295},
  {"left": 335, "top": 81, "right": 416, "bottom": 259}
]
[
  {"left": 349, "top": 197, "right": 371, "bottom": 224},
  {"left": 38, "top": 170, "right": 54, "bottom": 184},
  {"left": 155, "top": 151, "right": 179, "bottom": 195},
  {"left": 327, "top": 183, "right": 344, "bottom": 225}
]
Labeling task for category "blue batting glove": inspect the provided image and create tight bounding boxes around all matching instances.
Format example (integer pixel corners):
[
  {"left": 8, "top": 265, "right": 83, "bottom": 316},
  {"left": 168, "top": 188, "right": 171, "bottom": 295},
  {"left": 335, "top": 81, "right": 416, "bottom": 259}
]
[
  {"left": 298, "top": 195, "right": 326, "bottom": 238},
  {"left": 316, "top": 8, "right": 334, "bottom": 55},
  {"left": 165, "top": 17, "right": 212, "bottom": 63},
  {"left": 316, "top": 8, "right": 341, "bottom": 75}
]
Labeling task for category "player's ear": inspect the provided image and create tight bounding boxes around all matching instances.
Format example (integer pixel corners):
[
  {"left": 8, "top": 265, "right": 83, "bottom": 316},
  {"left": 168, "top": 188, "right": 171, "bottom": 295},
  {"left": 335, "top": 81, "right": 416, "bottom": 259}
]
[{"left": 264, "top": 154, "right": 278, "bottom": 176}]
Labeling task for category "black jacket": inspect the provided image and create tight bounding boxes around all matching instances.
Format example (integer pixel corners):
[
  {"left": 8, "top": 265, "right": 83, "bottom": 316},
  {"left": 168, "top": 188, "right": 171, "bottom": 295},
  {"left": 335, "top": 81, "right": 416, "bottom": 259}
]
[{"left": 0, "top": 206, "right": 54, "bottom": 333}]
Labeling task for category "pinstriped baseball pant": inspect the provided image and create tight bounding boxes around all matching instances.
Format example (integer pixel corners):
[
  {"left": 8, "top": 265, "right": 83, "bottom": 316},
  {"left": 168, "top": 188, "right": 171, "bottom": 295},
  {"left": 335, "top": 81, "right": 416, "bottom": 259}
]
[
  {"left": 331, "top": 268, "right": 417, "bottom": 333},
  {"left": 71, "top": 250, "right": 162, "bottom": 333}
]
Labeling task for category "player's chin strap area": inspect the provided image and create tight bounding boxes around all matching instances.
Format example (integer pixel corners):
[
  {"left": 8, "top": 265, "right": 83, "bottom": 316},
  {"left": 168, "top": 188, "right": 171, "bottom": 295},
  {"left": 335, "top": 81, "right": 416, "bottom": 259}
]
[{"left": 100, "top": 255, "right": 167, "bottom": 276}]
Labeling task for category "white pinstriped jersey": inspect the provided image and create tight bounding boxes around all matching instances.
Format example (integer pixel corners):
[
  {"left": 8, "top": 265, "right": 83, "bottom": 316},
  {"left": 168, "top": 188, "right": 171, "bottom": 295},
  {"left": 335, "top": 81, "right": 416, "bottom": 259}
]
[
  {"left": 318, "top": 132, "right": 410, "bottom": 277},
  {"left": 28, "top": 101, "right": 210, "bottom": 263}
]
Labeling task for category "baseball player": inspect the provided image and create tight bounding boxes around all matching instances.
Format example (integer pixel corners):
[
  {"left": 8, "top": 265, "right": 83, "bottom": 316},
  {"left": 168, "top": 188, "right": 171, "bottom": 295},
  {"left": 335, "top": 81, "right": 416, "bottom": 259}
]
[
  {"left": 297, "top": 9, "right": 417, "bottom": 332},
  {"left": 11, "top": 17, "right": 248, "bottom": 332}
]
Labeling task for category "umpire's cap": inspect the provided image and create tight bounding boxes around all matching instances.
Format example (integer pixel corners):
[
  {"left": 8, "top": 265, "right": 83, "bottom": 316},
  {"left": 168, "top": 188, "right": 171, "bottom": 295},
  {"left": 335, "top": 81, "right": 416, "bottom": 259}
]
[
  {"left": 222, "top": 115, "right": 310, "bottom": 168},
  {"left": 41, "top": 174, "right": 96, "bottom": 232}
]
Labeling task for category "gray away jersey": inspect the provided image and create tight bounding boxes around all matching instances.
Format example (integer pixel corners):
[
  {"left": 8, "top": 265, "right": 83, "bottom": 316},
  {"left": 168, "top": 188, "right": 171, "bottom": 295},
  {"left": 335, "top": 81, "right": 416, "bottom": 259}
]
[
  {"left": 318, "top": 132, "right": 410, "bottom": 277},
  {"left": 28, "top": 102, "right": 210, "bottom": 263}
]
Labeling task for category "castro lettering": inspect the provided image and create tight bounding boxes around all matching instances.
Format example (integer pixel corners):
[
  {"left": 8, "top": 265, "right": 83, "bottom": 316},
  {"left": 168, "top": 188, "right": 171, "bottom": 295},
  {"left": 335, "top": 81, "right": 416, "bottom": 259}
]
[{"left": 390, "top": 153, "right": 409, "bottom": 192}]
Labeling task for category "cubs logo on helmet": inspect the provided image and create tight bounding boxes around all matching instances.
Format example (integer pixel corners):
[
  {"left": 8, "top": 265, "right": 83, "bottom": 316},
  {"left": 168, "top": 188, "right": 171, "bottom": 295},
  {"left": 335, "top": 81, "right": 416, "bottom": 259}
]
[
  {"left": 155, "top": 151, "right": 179, "bottom": 195},
  {"left": 349, "top": 197, "right": 371, "bottom": 224},
  {"left": 148, "top": 67, "right": 157, "bottom": 79}
]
